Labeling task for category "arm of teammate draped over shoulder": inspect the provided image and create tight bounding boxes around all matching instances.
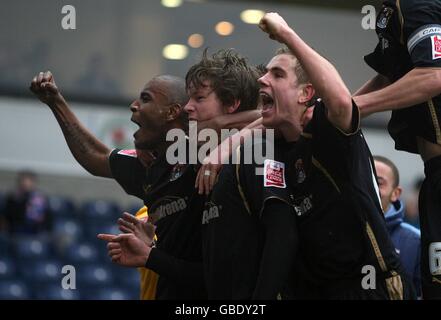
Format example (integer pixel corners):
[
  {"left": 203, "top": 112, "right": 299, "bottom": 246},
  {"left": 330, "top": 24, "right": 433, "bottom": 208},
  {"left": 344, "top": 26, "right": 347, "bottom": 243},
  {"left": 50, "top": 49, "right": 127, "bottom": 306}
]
[
  {"left": 30, "top": 71, "right": 112, "bottom": 178},
  {"left": 196, "top": 117, "right": 264, "bottom": 195}
]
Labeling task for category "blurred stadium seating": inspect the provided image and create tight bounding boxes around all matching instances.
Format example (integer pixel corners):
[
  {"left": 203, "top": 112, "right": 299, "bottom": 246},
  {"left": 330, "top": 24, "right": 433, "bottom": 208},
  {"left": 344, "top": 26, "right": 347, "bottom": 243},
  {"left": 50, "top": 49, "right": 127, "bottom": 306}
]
[{"left": 0, "top": 196, "right": 141, "bottom": 300}]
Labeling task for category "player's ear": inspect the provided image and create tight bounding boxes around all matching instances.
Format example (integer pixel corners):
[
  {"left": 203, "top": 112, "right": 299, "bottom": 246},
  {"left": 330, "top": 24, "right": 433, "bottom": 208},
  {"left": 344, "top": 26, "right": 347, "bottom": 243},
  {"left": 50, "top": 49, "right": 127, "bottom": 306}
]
[
  {"left": 298, "top": 83, "right": 315, "bottom": 105},
  {"left": 391, "top": 186, "right": 402, "bottom": 203},
  {"left": 225, "top": 99, "right": 241, "bottom": 114},
  {"left": 166, "top": 103, "right": 182, "bottom": 121}
]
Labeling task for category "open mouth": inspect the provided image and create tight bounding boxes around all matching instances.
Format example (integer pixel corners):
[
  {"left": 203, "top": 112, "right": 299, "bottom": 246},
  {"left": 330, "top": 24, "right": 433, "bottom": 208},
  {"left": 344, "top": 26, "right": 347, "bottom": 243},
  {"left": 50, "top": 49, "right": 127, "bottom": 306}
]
[
  {"left": 260, "top": 91, "right": 274, "bottom": 113},
  {"left": 131, "top": 117, "right": 141, "bottom": 137}
]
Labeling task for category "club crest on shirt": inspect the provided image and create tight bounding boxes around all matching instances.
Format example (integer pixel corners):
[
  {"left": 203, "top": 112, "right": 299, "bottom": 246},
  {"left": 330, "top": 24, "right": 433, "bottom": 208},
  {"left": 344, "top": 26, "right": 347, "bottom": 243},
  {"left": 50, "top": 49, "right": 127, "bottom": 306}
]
[
  {"left": 295, "top": 159, "right": 306, "bottom": 184},
  {"left": 169, "top": 164, "right": 186, "bottom": 182},
  {"left": 431, "top": 35, "right": 441, "bottom": 59},
  {"left": 377, "top": 6, "right": 393, "bottom": 29},
  {"left": 263, "top": 159, "right": 286, "bottom": 188}
]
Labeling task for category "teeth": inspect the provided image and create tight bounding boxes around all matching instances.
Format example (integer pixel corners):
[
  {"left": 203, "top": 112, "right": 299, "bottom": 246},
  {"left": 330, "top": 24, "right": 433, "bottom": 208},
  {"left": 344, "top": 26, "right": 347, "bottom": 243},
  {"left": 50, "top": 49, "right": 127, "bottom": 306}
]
[{"left": 260, "top": 92, "right": 274, "bottom": 111}]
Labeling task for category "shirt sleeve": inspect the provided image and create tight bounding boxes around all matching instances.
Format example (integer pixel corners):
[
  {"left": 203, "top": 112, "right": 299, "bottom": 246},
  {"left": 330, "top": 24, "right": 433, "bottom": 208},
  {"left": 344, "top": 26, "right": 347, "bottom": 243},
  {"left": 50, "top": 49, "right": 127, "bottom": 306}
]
[
  {"left": 402, "top": 1, "right": 441, "bottom": 68},
  {"left": 108, "top": 149, "right": 146, "bottom": 199},
  {"left": 252, "top": 199, "right": 298, "bottom": 299},
  {"left": 309, "top": 100, "right": 361, "bottom": 176},
  {"left": 145, "top": 248, "right": 205, "bottom": 290}
]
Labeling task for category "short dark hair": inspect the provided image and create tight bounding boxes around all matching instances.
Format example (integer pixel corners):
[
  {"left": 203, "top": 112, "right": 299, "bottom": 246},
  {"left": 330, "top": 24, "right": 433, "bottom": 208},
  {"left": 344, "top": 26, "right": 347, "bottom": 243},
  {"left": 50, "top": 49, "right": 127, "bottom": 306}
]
[
  {"left": 275, "top": 46, "right": 309, "bottom": 85},
  {"left": 373, "top": 155, "right": 400, "bottom": 187},
  {"left": 152, "top": 75, "right": 189, "bottom": 129},
  {"left": 185, "top": 48, "right": 259, "bottom": 112}
]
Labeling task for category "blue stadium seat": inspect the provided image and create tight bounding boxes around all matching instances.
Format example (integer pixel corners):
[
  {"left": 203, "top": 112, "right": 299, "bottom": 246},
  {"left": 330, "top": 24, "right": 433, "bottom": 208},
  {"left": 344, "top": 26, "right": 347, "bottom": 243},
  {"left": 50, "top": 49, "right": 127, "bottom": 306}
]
[
  {"left": 48, "top": 195, "right": 76, "bottom": 218},
  {"left": 77, "top": 264, "right": 114, "bottom": 289},
  {"left": 34, "top": 284, "right": 80, "bottom": 300},
  {"left": 53, "top": 218, "right": 83, "bottom": 241},
  {"left": 0, "top": 234, "right": 10, "bottom": 256},
  {"left": 65, "top": 242, "right": 99, "bottom": 264},
  {"left": 21, "top": 259, "right": 63, "bottom": 284},
  {"left": 84, "top": 222, "right": 119, "bottom": 241},
  {"left": 13, "top": 236, "right": 51, "bottom": 261},
  {"left": 113, "top": 266, "right": 140, "bottom": 291},
  {"left": 81, "top": 200, "right": 120, "bottom": 221},
  {"left": 93, "top": 287, "right": 136, "bottom": 300},
  {"left": 52, "top": 218, "right": 84, "bottom": 256},
  {"left": 0, "top": 280, "right": 30, "bottom": 299},
  {"left": 0, "top": 257, "right": 15, "bottom": 280}
]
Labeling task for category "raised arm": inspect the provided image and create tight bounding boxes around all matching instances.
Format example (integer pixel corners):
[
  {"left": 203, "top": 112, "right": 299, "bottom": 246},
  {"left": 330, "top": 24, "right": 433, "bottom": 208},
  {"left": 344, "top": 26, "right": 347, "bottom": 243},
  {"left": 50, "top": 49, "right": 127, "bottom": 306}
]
[
  {"left": 259, "top": 13, "right": 353, "bottom": 132},
  {"left": 30, "top": 71, "right": 112, "bottom": 178}
]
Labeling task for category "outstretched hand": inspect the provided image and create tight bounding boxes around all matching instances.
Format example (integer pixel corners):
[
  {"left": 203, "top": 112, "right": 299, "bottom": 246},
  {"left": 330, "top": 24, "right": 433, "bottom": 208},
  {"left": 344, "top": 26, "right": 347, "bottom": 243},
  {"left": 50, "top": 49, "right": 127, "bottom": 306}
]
[
  {"left": 118, "top": 212, "right": 156, "bottom": 247},
  {"left": 97, "top": 233, "right": 151, "bottom": 268}
]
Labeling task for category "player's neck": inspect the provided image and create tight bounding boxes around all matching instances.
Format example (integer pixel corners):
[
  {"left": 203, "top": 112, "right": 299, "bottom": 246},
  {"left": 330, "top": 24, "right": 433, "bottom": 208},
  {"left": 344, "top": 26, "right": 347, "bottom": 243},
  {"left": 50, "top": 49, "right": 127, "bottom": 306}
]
[{"left": 279, "top": 121, "right": 302, "bottom": 142}]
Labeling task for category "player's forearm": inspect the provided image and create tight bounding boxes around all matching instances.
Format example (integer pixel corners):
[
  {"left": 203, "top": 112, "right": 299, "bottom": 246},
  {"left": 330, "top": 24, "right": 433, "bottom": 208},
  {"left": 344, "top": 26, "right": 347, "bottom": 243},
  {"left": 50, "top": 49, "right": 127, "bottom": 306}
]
[
  {"left": 353, "top": 74, "right": 390, "bottom": 97},
  {"left": 354, "top": 68, "right": 441, "bottom": 117},
  {"left": 280, "top": 28, "right": 352, "bottom": 117},
  {"left": 49, "top": 98, "right": 112, "bottom": 177},
  {"left": 216, "top": 119, "right": 261, "bottom": 164},
  {"left": 218, "top": 110, "right": 261, "bottom": 130},
  {"left": 145, "top": 248, "right": 205, "bottom": 288}
]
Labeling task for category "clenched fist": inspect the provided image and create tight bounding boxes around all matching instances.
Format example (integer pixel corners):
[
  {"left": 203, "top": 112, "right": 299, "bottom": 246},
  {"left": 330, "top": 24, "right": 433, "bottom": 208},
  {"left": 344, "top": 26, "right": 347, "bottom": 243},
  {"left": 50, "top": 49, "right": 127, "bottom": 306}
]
[
  {"left": 30, "top": 71, "right": 64, "bottom": 107},
  {"left": 259, "top": 12, "right": 291, "bottom": 43}
]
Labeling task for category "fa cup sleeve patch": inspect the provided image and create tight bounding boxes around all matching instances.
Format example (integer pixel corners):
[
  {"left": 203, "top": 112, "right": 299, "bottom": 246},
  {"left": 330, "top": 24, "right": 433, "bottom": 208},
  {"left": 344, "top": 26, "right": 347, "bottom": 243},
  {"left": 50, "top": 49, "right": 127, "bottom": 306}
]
[
  {"left": 117, "top": 149, "right": 138, "bottom": 158},
  {"left": 432, "top": 35, "right": 441, "bottom": 60}
]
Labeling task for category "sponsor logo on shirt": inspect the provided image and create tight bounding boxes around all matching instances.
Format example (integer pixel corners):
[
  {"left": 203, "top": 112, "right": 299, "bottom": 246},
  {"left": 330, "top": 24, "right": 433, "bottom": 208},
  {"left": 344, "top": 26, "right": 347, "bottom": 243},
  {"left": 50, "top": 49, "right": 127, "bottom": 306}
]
[
  {"left": 263, "top": 159, "right": 286, "bottom": 188},
  {"left": 292, "top": 194, "right": 313, "bottom": 217},
  {"left": 432, "top": 35, "right": 441, "bottom": 60},
  {"left": 117, "top": 149, "right": 138, "bottom": 158},
  {"left": 201, "top": 201, "right": 221, "bottom": 225},
  {"left": 149, "top": 196, "right": 187, "bottom": 224}
]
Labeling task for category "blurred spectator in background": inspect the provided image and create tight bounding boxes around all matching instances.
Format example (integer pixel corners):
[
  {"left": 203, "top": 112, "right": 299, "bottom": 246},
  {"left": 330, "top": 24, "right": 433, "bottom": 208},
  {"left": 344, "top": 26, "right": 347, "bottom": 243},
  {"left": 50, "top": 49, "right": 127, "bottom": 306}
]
[
  {"left": 0, "top": 170, "right": 52, "bottom": 235},
  {"left": 74, "top": 53, "right": 119, "bottom": 97},
  {"left": 374, "top": 156, "right": 421, "bottom": 298},
  {"left": 404, "top": 177, "right": 424, "bottom": 229}
]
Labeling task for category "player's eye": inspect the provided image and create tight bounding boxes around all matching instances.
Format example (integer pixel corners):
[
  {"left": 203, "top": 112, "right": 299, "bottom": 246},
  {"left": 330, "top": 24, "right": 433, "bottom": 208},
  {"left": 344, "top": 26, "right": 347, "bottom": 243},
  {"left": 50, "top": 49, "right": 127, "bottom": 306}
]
[{"left": 140, "top": 93, "right": 151, "bottom": 103}]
